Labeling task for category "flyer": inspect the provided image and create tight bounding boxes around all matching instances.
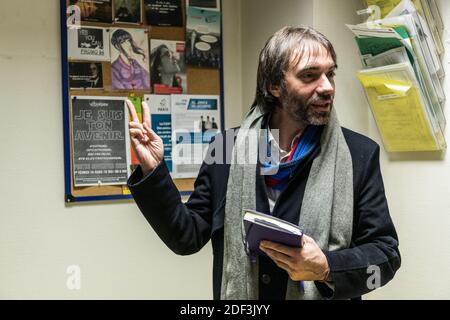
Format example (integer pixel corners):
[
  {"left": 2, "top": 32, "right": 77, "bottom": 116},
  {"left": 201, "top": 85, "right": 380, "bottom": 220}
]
[
  {"left": 171, "top": 95, "right": 220, "bottom": 178},
  {"left": 69, "top": 62, "right": 104, "bottom": 89},
  {"left": 150, "top": 39, "right": 186, "bottom": 94},
  {"left": 186, "top": 7, "right": 221, "bottom": 69},
  {"left": 68, "top": 27, "right": 111, "bottom": 61},
  {"left": 144, "top": 0, "right": 183, "bottom": 27},
  {"left": 71, "top": 96, "right": 130, "bottom": 186},
  {"left": 127, "top": 96, "right": 142, "bottom": 171},
  {"left": 144, "top": 94, "right": 173, "bottom": 172},
  {"left": 69, "top": 0, "right": 113, "bottom": 23},
  {"left": 110, "top": 28, "right": 150, "bottom": 90}
]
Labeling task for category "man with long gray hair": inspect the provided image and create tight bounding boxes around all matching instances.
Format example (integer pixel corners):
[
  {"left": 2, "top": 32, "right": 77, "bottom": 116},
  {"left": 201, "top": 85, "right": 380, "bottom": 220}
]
[{"left": 126, "top": 26, "right": 401, "bottom": 300}]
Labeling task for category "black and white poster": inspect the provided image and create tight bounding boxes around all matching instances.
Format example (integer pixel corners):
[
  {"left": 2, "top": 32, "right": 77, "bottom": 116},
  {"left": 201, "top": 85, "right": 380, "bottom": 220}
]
[
  {"left": 71, "top": 96, "right": 130, "bottom": 186},
  {"left": 144, "top": 0, "right": 183, "bottom": 27},
  {"left": 69, "top": 62, "right": 104, "bottom": 89},
  {"left": 113, "top": 0, "right": 142, "bottom": 24},
  {"left": 68, "top": 27, "right": 111, "bottom": 61},
  {"left": 69, "top": 0, "right": 113, "bottom": 23}
]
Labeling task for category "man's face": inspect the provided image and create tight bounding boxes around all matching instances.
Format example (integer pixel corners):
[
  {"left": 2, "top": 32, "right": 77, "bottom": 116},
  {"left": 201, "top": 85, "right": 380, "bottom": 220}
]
[
  {"left": 278, "top": 44, "right": 336, "bottom": 126},
  {"left": 90, "top": 64, "right": 99, "bottom": 78}
]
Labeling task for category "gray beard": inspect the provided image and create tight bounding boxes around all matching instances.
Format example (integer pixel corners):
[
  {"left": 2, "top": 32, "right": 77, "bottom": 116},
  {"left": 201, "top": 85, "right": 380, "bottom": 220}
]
[{"left": 282, "top": 92, "right": 332, "bottom": 126}]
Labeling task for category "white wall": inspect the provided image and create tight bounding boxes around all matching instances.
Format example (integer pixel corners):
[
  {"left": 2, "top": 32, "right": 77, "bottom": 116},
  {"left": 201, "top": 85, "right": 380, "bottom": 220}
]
[
  {"left": 223, "top": 0, "right": 243, "bottom": 128},
  {"left": 313, "top": 0, "right": 368, "bottom": 134}
]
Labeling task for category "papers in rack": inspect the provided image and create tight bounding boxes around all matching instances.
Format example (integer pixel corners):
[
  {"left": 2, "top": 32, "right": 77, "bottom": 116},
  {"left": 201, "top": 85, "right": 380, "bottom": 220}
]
[
  {"left": 348, "top": 0, "right": 446, "bottom": 152},
  {"left": 358, "top": 63, "right": 446, "bottom": 152}
]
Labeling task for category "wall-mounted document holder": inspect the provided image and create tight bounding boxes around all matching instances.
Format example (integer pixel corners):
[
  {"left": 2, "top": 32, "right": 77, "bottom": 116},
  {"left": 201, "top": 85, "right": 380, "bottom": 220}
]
[
  {"left": 358, "top": 63, "right": 445, "bottom": 152},
  {"left": 349, "top": 0, "right": 446, "bottom": 152}
]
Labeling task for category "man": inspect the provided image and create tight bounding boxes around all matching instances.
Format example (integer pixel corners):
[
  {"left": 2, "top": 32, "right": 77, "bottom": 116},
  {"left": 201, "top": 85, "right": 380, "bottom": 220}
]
[
  {"left": 127, "top": 26, "right": 401, "bottom": 300},
  {"left": 89, "top": 63, "right": 102, "bottom": 88}
]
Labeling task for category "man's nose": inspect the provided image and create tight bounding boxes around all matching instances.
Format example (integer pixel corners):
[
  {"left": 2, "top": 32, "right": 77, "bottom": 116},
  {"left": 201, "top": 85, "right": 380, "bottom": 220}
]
[{"left": 316, "top": 73, "right": 335, "bottom": 95}]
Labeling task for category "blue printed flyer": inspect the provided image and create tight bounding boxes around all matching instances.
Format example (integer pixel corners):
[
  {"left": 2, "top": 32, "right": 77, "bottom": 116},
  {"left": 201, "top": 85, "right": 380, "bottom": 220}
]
[
  {"left": 171, "top": 95, "right": 221, "bottom": 179},
  {"left": 145, "top": 94, "right": 173, "bottom": 173}
]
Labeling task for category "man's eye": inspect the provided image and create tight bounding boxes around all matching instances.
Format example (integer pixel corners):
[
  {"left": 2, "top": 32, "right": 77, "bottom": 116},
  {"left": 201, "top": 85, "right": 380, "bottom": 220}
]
[
  {"left": 301, "top": 73, "right": 316, "bottom": 81},
  {"left": 327, "top": 71, "right": 336, "bottom": 78}
]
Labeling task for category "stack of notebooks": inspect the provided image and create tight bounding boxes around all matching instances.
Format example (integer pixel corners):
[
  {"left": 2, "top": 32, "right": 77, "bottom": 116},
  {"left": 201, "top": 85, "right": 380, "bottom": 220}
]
[{"left": 347, "top": 0, "right": 446, "bottom": 152}]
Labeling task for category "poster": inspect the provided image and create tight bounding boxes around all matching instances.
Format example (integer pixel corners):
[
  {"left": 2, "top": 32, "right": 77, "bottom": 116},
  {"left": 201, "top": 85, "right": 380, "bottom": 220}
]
[
  {"left": 113, "top": 0, "right": 142, "bottom": 24},
  {"left": 71, "top": 96, "right": 130, "bottom": 186},
  {"left": 127, "top": 96, "right": 142, "bottom": 171},
  {"left": 69, "top": 0, "right": 113, "bottom": 23},
  {"left": 187, "top": 0, "right": 220, "bottom": 11},
  {"left": 144, "top": 94, "right": 173, "bottom": 172},
  {"left": 144, "top": 0, "right": 183, "bottom": 27},
  {"left": 110, "top": 28, "right": 150, "bottom": 90},
  {"left": 69, "top": 62, "right": 104, "bottom": 89},
  {"left": 68, "top": 27, "right": 111, "bottom": 61},
  {"left": 186, "top": 7, "right": 221, "bottom": 69},
  {"left": 171, "top": 95, "right": 220, "bottom": 178},
  {"left": 150, "top": 39, "right": 186, "bottom": 94}
]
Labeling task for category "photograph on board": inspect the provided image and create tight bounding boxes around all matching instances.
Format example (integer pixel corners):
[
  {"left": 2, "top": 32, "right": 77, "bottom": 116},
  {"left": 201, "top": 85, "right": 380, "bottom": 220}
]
[
  {"left": 69, "top": 0, "right": 113, "bottom": 23},
  {"left": 110, "top": 28, "right": 150, "bottom": 90},
  {"left": 113, "top": 0, "right": 142, "bottom": 24},
  {"left": 150, "top": 39, "right": 186, "bottom": 94},
  {"left": 69, "top": 62, "right": 104, "bottom": 89}
]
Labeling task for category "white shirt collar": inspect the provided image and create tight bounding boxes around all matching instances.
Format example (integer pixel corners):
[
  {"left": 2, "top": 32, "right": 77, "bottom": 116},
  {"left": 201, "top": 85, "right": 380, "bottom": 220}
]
[{"left": 267, "top": 115, "right": 303, "bottom": 163}]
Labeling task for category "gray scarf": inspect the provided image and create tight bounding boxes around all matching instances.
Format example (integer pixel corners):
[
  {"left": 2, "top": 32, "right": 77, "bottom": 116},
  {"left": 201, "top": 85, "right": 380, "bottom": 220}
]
[{"left": 220, "top": 104, "right": 354, "bottom": 300}]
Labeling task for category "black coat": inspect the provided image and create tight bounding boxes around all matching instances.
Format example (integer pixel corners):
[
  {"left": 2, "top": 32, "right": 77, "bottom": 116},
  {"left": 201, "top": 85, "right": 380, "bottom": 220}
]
[{"left": 128, "top": 127, "right": 401, "bottom": 300}]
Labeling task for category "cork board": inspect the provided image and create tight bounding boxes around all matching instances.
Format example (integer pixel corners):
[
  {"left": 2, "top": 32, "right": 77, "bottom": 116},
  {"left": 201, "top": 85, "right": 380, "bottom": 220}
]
[{"left": 62, "top": 0, "right": 222, "bottom": 202}]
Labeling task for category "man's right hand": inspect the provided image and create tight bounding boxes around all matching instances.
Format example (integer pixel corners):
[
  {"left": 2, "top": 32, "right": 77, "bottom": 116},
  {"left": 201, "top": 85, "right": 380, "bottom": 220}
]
[{"left": 127, "top": 100, "right": 164, "bottom": 176}]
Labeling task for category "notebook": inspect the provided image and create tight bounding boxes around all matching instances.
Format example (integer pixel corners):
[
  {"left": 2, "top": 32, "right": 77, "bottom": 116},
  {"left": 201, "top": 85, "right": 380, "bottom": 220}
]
[{"left": 243, "top": 209, "right": 304, "bottom": 260}]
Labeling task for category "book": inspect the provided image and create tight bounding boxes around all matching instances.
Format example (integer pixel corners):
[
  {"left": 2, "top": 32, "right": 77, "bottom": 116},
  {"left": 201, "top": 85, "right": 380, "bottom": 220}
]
[{"left": 243, "top": 209, "right": 303, "bottom": 260}]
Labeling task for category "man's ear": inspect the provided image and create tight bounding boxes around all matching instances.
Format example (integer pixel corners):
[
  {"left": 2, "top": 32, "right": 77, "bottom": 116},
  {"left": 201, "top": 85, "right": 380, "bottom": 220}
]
[{"left": 269, "top": 85, "right": 281, "bottom": 98}]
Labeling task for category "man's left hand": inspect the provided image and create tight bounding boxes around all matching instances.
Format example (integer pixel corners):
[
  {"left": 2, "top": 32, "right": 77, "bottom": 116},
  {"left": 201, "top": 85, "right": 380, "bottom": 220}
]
[{"left": 260, "top": 235, "right": 331, "bottom": 282}]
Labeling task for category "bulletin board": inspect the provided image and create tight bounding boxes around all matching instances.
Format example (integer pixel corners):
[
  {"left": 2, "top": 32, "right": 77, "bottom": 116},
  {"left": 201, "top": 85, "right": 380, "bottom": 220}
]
[{"left": 60, "top": 0, "right": 225, "bottom": 203}]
